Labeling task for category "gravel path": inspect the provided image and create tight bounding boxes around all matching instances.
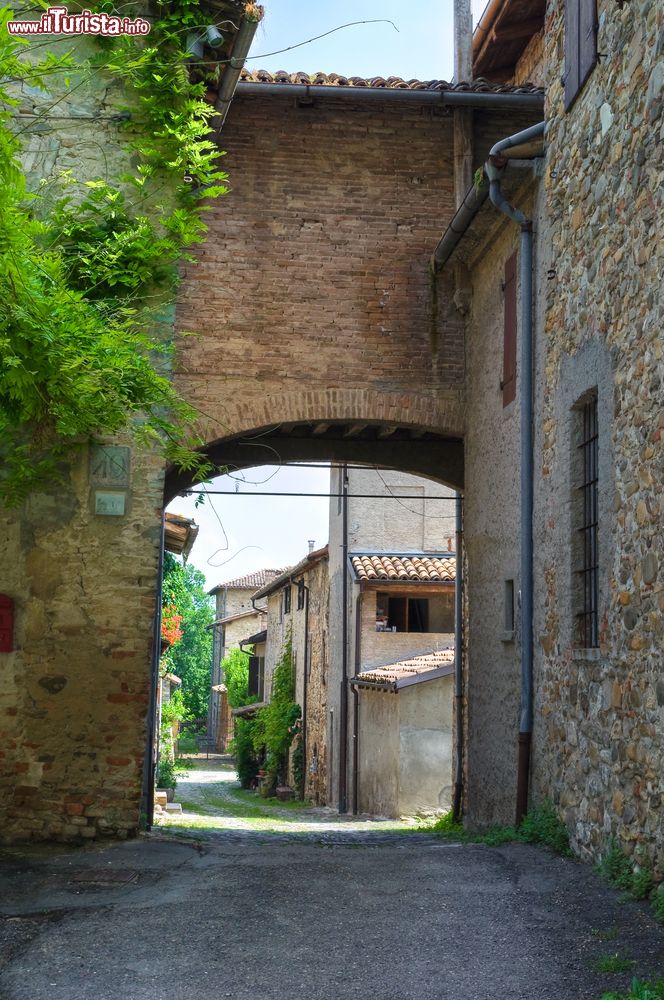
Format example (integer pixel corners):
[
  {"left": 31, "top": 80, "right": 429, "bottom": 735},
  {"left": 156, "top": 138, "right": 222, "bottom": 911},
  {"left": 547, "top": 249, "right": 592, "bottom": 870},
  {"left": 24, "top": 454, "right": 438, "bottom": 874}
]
[{"left": 156, "top": 756, "right": 425, "bottom": 840}]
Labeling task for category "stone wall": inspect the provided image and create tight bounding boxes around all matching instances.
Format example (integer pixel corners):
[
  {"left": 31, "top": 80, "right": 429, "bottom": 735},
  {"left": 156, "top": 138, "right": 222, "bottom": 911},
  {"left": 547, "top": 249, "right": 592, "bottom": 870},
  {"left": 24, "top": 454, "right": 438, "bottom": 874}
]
[
  {"left": 531, "top": 0, "right": 664, "bottom": 865},
  {"left": 0, "top": 442, "right": 164, "bottom": 843}
]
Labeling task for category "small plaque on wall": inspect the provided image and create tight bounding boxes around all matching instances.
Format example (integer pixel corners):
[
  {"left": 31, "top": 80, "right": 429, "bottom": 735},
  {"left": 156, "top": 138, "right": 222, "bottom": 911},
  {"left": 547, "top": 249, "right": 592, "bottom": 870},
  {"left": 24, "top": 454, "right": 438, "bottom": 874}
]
[
  {"left": 94, "top": 491, "right": 127, "bottom": 517},
  {"left": 90, "top": 446, "right": 130, "bottom": 488}
]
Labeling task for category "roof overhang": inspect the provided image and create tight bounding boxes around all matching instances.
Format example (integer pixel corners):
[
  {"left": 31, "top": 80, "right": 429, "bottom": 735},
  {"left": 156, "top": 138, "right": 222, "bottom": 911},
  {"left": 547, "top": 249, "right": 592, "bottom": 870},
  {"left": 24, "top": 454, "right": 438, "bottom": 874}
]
[
  {"left": 472, "top": 0, "right": 546, "bottom": 82},
  {"left": 350, "top": 663, "right": 455, "bottom": 694}
]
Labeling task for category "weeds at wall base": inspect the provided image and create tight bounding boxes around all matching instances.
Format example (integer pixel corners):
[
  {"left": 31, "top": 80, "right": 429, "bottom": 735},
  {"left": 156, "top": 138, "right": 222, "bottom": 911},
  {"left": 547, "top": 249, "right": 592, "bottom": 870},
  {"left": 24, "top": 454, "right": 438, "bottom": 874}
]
[{"left": 428, "top": 801, "right": 573, "bottom": 856}]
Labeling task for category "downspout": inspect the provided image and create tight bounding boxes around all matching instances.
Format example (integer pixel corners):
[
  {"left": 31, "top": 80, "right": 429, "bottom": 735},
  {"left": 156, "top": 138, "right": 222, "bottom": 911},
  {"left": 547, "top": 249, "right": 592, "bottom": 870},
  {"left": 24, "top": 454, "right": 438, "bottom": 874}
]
[
  {"left": 351, "top": 585, "right": 364, "bottom": 815},
  {"left": 214, "top": 11, "right": 262, "bottom": 126},
  {"left": 452, "top": 495, "right": 464, "bottom": 822},
  {"left": 299, "top": 578, "right": 310, "bottom": 800},
  {"left": 141, "top": 513, "right": 165, "bottom": 832},
  {"left": 484, "top": 120, "right": 546, "bottom": 824},
  {"left": 338, "top": 464, "right": 349, "bottom": 813}
]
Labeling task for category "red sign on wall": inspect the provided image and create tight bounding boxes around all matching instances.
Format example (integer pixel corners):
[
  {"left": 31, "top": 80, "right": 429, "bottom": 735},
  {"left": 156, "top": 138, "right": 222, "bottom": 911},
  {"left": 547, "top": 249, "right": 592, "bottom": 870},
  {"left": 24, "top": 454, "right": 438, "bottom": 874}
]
[{"left": 0, "top": 595, "right": 14, "bottom": 652}]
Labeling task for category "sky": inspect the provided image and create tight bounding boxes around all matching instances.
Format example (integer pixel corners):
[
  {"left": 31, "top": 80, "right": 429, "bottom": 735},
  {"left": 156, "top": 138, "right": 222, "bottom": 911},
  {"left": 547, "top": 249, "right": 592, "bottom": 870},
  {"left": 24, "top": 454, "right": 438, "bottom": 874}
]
[
  {"left": 247, "top": 1, "right": 489, "bottom": 82},
  {"left": 169, "top": 1, "right": 486, "bottom": 588}
]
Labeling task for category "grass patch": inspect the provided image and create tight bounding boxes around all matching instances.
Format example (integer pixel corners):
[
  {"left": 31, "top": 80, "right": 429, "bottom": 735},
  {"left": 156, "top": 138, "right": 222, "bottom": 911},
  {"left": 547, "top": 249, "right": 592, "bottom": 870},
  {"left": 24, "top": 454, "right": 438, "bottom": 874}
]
[
  {"left": 231, "top": 787, "right": 312, "bottom": 812},
  {"left": 600, "top": 979, "right": 664, "bottom": 1000},
  {"left": 594, "top": 953, "right": 637, "bottom": 974},
  {"left": 429, "top": 801, "right": 572, "bottom": 855},
  {"left": 592, "top": 927, "right": 619, "bottom": 942},
  {"left": 596, "top": 840, "right": 663, "bottom": 922},
  {"left": 178, "top": 800, "right": 215, "bottom": 816}
]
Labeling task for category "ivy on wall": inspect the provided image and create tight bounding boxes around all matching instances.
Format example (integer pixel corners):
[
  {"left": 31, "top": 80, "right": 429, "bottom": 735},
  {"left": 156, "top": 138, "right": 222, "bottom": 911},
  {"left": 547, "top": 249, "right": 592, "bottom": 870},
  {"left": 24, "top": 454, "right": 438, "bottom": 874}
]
[{"left": 0, "top": 1, "right": 260, "bottom": 505}]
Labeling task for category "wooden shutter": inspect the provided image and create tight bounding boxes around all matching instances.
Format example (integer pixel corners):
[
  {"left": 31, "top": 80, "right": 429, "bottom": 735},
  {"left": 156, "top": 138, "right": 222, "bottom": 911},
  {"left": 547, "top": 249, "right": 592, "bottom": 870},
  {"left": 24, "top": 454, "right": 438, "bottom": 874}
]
[
  {"left": 579, "top": 0, "right": 598, "bottom": 89},
  {"left": 564, "top": 0, "right": 580, "bottom": 111},
  {"left": 502, "top": 252, "right": 517, "bottom": 407},
  {"left": 564, "top": 0, "right": 597, "bottom": 111},
  {"left": 248, "top": 656, "right": 260, "bottom": 697}
]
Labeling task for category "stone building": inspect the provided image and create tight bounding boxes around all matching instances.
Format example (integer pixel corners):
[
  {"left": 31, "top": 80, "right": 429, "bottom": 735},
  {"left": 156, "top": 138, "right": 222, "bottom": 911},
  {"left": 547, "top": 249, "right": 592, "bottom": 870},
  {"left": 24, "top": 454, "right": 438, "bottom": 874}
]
[
  {"left": 327, "top": 468, "right": 457, "bottom": 813},
  {"left": 253, "top": 546, "right": 329, "bottom": 804},
  {"left": 1, "top": 0, "right": 660, "bottom": 867},
  {"left": 207, "top": 568, "right": 282, "bottom": 749},
  {"left": 433, "top": 0, "right": 663, "bottom": 864}
]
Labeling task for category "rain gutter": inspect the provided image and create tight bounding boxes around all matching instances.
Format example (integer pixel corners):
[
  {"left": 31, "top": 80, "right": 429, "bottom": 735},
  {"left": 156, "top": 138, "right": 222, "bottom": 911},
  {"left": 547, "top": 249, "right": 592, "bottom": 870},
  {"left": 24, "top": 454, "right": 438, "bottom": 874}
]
[
  {"left": 215, "top": 13, "right": 262, "bottom": 126},
  {"left": 235, "top": 81, "right": 544, "bottom": 112},
  {"left": 452, "top": 493, "right": 464, "bottom": 821},
  {"left": 141, "top": 514, "right": 165, "bottom": 832},
  {"left": 485, "top": 120, "right": 546, "bottom": 824}
]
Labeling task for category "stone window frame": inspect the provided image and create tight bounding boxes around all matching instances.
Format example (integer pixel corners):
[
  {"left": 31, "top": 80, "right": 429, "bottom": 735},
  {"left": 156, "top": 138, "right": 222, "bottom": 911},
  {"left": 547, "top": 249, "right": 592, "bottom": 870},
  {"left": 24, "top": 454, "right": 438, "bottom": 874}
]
[{"left": 555, "top": 340, "right": 614, "bottom": 659}]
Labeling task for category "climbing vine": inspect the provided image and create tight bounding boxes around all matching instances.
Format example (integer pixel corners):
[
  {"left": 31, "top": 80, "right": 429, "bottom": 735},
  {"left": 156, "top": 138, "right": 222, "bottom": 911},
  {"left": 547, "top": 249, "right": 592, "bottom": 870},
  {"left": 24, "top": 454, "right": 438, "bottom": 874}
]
[
  {"left": 0, "top": 1, "right": 263, "bottom": 505},
  {"left": 252, "top": 627, "right": 301, "bottom": 792}
]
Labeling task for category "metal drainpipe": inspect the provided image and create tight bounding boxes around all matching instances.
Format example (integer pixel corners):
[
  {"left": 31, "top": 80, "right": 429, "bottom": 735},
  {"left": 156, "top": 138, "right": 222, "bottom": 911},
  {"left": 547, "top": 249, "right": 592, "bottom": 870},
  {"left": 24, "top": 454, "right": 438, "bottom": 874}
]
[
  {"left": 299, "top": 578, "right": 310, "bottom": 800},
  {"left": 485, "top": 120, "right": 546, "bottom": 825},
  {"left": 452, "top": 494, "right": 464, "bottom": 822},
  {"left": 141, "top": 513, "right": 165, "bottom": 832},
  {"left": 351, "top": 586, "right": 364, "bottom": 815},
  {"left": 214, "top": 14, "right": 261, "bottom": 126},
  {"left": 338, "top": 464, "right": 349, "bottom": 813}
]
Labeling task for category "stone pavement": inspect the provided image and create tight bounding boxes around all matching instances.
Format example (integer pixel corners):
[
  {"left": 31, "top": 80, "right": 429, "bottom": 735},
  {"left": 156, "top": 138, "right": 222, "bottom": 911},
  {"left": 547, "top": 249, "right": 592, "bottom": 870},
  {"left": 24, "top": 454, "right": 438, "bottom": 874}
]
[{"left": 2, "top": 825, "right": 664, "bottom": 1000}]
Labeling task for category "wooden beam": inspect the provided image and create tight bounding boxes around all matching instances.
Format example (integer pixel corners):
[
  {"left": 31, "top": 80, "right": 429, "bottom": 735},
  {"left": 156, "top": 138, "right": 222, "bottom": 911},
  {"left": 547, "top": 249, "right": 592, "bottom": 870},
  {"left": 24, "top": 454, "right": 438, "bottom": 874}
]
[
  {"left": 344, "top": 423, "right": 370, "bottom": 438},
  {"left": 495, "top": 18, "right": 544, "bottom": 42},
  {"left": 377, "top": 425, "right": 398, "bottom": 439},
  {"left": 312, "top": 422, "right": 331, "bottom": 436}
]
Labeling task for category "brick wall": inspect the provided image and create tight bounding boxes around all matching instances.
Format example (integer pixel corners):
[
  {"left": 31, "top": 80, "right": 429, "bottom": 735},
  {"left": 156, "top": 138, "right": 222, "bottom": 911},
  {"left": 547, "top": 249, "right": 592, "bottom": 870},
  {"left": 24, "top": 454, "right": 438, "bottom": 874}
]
[{"left": 175, "top": 94, "right": 471, "bottom": 445}]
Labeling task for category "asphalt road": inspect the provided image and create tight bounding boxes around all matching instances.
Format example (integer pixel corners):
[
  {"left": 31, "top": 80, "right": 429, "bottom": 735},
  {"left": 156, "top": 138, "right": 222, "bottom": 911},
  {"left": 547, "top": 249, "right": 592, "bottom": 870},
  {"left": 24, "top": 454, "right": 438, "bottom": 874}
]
[{"left": 1, "top": 829, "right": 663, "bottom": 1000}]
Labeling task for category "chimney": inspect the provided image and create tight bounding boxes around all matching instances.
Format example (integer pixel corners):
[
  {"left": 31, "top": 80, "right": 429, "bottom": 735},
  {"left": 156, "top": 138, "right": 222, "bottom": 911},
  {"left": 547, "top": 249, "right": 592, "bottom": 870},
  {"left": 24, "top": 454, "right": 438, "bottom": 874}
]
[
  {"left": 308, "top": 540, "right": 315, "bottom": 553},
  {"left": 454, "top": 0, "right": 473, "bottom": 83}
]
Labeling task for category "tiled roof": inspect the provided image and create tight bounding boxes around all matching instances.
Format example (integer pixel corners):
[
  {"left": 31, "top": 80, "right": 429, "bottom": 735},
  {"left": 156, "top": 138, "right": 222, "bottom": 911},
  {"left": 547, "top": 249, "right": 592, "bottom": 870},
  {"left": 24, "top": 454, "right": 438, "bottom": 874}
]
[
  {"left": 208, "top": 568, "right": 286, "bottom": 595},
  {"left": 351, "top": 554, "right": 455, "bottom": 583},
  {"left": 240, "top": 69, "right": 544, "bottom": 95},
  {"left": 356, "top": 650, "right": 455, "bottom": 689},
  {"left": 253, "top": 545, "right": 329, "bottom": 599},
  {"left": 212, "top": 608, "right": 266, "bottom": 627}
]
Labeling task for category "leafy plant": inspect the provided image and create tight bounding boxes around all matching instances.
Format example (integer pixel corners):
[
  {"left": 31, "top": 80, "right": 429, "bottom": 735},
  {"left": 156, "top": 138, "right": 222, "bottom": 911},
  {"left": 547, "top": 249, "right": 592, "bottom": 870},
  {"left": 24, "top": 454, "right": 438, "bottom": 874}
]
[
  {"left": 652, "top": 887, "right": 664, "bottom": 924},
  {"left": 0, "top": 0, "right": 233, "bottom": 504},
  {"left": 598, "top": 840, "right": 636, "bottom": 891},
  {"left": 232, "top": 717, "right": 260, "bottom": 790},
  {"left": 161, "top": 553, "right": 214, "bottom": 719},
  {"left": 601, "top": 979, "right": 664, "bottom": 1000},
  {"left": 223, "top": 647, "right": 257, "bottom": 709},
  {"left": 157, "top": 754, "right": 177, "bottom": 789},
  {"left": 252, "top": 628, "right": 301, "bottom": 788},
  {"left": 594, "top": 954, "right": 637, "bottom": 974},
  {"left": 429, "top": 801, "right": 571, "bottom": 855}
]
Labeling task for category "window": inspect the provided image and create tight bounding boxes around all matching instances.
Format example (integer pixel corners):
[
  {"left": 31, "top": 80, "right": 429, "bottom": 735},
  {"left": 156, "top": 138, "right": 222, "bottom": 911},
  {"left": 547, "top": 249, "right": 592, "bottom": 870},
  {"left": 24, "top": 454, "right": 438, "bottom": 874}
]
[
  {"left": 575, "top": 395, "right": 599, "bottom": 647},
  {"left": 297, "top": 580, "right": 306, "bottom": 610},
  {"left": 248, "top": 656, "right": 265, "bottom": 700},
  {"left": 504, "top": 580, "right": 515, "bottom": 633},
  {"left": 375, "top": 592, "right": 452, "bottom": 633},
  {"left": 502, "top": 252, "right": 517, "bottom": 407},
  {"left": 564, "top": 0, "right": 598, "bottom": 111},
  {"left": 283, "top": 585, "right": 291, "bottom": 615}
]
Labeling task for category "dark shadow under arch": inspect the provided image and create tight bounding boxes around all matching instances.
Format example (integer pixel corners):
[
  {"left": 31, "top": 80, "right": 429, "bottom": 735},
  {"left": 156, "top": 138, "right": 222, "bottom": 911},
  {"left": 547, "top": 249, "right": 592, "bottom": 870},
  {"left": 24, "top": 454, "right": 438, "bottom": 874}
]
[{"left": 164, "top": 420, "right": 464, "bottom": 502}]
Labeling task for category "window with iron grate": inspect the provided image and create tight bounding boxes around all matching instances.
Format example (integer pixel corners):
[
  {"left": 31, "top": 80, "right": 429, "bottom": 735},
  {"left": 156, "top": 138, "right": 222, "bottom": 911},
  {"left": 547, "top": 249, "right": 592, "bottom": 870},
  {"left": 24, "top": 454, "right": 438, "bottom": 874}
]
[{"left": 575, "top": 394, "right": 599, "bottom": 647}]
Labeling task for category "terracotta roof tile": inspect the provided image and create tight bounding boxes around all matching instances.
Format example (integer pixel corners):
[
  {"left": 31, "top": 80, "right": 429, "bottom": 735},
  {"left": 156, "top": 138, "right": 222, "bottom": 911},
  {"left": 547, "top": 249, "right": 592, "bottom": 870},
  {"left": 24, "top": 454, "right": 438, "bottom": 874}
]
[
  {"left": 351, "top": 554, "right": 455, "bottom": 583},
  {"left": 357, "top": 649, "right": 455, "bottom": 687},
  {"left": 208, "top": 568, "right": 287, "bottom": 594},
  {"left": 240, "top": 69, "right": 544, "bottom": 95}
]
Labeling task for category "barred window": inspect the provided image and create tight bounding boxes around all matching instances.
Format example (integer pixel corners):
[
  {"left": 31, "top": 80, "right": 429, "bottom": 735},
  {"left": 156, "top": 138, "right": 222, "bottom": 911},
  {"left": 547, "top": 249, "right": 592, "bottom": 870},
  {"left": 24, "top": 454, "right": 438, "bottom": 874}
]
[{"left": 576, "top": 395, "right": 599, "bottom": 647}]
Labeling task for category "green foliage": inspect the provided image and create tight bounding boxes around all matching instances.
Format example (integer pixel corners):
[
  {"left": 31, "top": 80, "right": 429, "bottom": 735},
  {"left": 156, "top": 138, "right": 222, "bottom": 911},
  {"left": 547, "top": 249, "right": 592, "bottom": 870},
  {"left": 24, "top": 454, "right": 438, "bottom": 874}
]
[
  {"left": 0, "top": 1, "right": 228, "bottom": 504},
  {"left": 176, "top": 730, "right": 199, "bottom": 754},
  {"left": 161, "top": 552, "right": 214, "bottom": 719},
  {"left": 598, "top": 840, "right": 636, "bottom": 891},
  {"left": 631, "top": 869, "right": 656, "bottom": 901},
  {"left": 594, "top": 954, "right": 637, "bottom": 974},
  {"left": 157, "top": 754, "right": 177, "bottom": 789},
  {"left": 291, "top": 730, "right": 304, "bottom": 796},
  {"left": 161, "top": 688, "right": 185, "bottom": 727},
  {"left": 430, "top": 801, "right": 571, "bottom": 854},
  {"left": 518, "top": 801, "right": 573, "bottom": 856},
  {"left": 252, "top": 628, "right": 301, "bottom": 787},
  {"left": 223, "top": 647, "right": 256, "bottom": 710},
  {"left": 652, "top": 887, "right": 664, "bottom": 924},
  {"left": 232, "top": 718, "right": 260, "bottom": 790},
  {"left": 601, "top": 980, "right": 664, "bottom": 1000}
]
